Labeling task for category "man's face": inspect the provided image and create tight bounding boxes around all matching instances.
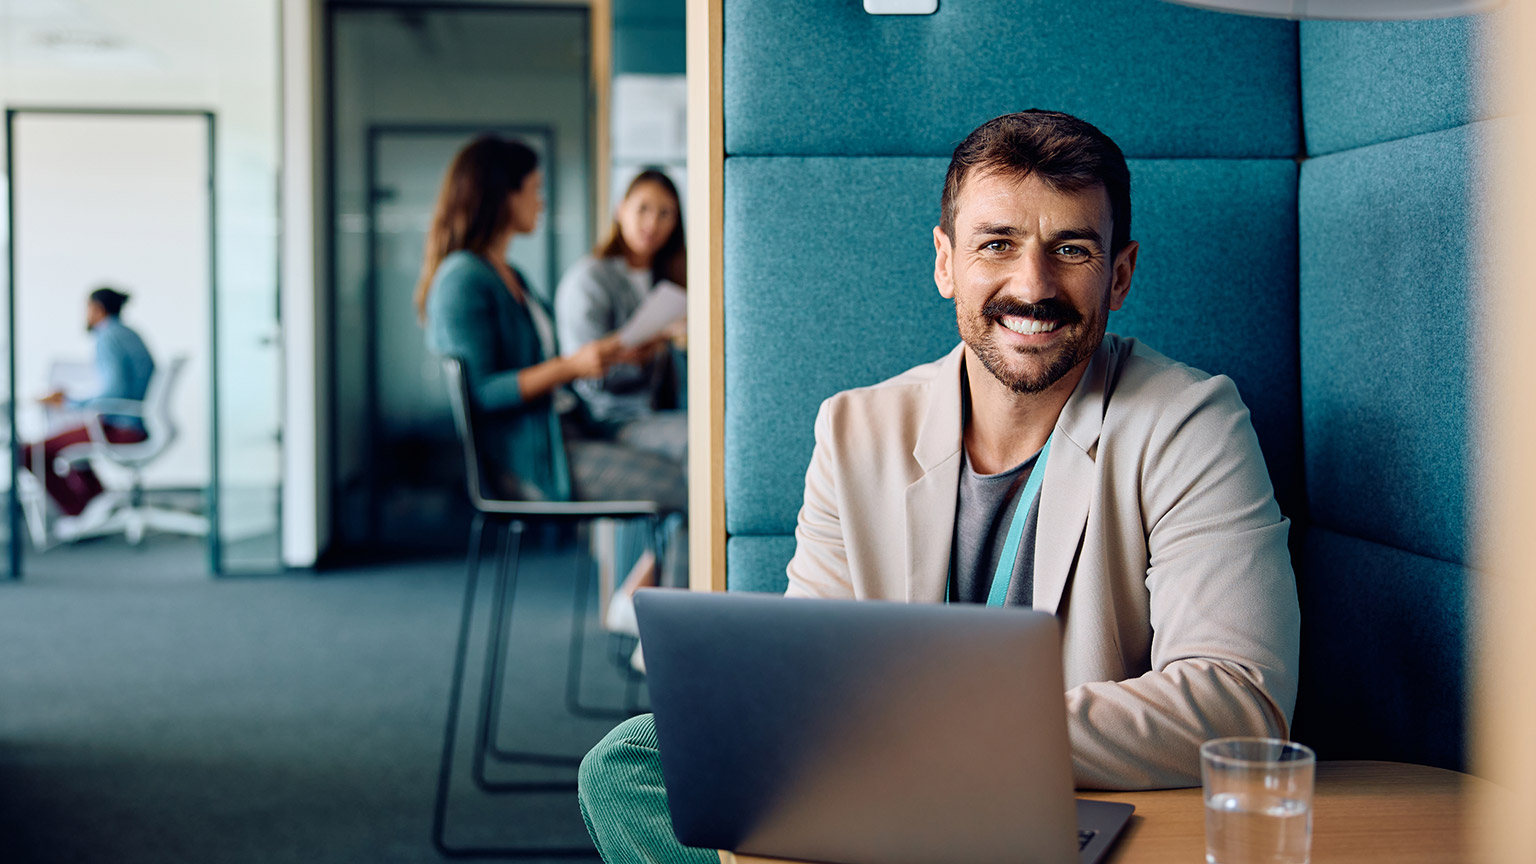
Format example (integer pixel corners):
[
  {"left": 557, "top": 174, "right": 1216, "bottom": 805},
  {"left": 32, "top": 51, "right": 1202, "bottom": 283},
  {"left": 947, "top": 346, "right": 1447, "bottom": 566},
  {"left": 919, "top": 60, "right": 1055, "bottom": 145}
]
[
  {"left": 85, "top": 300, "right": 106, "bottom": 332},
  {"left": 934, "top": 170, "right": 1137, "bottom": 395}
]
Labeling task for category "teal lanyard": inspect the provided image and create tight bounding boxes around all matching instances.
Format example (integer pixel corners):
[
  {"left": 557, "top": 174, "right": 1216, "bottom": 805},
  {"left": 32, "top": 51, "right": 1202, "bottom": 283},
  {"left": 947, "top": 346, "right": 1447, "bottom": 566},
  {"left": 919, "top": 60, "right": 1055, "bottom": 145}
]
[{"left": 948, "top": 433, "right": 1054, "bottom": 607}]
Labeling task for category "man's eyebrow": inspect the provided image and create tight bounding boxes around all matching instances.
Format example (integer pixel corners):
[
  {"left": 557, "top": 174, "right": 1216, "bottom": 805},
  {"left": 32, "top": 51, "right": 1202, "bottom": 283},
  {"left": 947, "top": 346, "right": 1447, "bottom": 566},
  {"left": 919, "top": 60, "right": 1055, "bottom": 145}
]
[
  {"left": 970, "top": 222, "right": 1021, "bottom": 237},
  {"left": 967, "top": 223, "right": 1106, "bottom": 247},
  {"left": 1044, "top": 226, "right": 1105, "bottom": 247}
]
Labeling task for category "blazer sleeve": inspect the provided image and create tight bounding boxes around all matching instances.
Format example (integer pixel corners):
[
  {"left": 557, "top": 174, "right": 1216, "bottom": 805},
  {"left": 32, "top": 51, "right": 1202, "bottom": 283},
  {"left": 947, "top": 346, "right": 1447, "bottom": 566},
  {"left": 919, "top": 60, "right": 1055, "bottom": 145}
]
[
  {"left": 785, "top": 399, "right": 857, "bottom": 599},
  {"left": 429, "top": 268, "right": 528, "bottom": 414},
  {"left": 1066, "top": 375, "right": 1300, "bottom": 790}
]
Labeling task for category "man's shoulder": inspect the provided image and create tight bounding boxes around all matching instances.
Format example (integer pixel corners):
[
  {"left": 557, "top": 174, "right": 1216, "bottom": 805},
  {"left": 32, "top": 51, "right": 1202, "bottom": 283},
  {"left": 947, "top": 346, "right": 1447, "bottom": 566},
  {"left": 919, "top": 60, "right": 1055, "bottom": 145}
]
[
  {"left": 1112, "top": 336, "right": 1218, "bottom": 392},
  {"left": 1102, "top": 334, "right": 1248, "bottom": 429},
  {"left": 99, "top": 319, "right": 148, "bottom": 349}
]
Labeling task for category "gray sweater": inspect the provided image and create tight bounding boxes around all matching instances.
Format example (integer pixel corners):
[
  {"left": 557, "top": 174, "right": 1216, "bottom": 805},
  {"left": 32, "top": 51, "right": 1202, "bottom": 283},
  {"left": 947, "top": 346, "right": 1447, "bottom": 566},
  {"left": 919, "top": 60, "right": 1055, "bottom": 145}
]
[{"left": 554, "top": 254, "right": 668, "bottom": 423}]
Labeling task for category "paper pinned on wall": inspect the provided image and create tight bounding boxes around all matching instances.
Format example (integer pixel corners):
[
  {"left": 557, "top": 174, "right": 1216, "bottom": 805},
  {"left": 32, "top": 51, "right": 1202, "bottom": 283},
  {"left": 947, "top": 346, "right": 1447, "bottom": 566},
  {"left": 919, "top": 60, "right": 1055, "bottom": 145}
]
[
  {"left": 612, "top": 75, "right": 687, "bottom": 163},
  {"left": 617, "top": 280, "right": 687, "bottom": 348}
]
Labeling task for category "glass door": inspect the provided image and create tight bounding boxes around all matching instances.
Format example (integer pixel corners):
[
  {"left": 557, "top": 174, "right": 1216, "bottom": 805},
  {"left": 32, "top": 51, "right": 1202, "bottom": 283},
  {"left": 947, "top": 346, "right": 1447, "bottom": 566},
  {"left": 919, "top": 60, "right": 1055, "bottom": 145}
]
[{"left": 366, "top": 128, "right": 555, "bottom": 545}]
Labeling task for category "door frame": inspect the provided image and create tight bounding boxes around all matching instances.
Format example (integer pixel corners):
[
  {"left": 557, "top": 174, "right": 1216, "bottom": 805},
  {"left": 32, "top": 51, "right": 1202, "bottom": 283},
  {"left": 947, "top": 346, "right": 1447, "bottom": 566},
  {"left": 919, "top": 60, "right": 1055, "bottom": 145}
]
[{"left": 3, "top": 107, "right": 221, "bottom": 579}]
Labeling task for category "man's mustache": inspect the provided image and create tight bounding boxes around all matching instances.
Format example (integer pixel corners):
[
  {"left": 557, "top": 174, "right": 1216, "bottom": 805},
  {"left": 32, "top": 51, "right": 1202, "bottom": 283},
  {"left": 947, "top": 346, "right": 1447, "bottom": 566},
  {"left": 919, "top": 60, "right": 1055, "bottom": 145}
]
[{"left": 981, "top": 297, "right": 1081, "bottom": 324}]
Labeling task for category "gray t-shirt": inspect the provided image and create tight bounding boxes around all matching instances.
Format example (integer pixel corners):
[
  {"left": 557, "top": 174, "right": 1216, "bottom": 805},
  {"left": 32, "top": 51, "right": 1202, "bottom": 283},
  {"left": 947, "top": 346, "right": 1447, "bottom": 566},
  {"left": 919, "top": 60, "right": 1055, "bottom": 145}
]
[{"left": 949, "top": 447, "right": 1041, "bottom": 606}]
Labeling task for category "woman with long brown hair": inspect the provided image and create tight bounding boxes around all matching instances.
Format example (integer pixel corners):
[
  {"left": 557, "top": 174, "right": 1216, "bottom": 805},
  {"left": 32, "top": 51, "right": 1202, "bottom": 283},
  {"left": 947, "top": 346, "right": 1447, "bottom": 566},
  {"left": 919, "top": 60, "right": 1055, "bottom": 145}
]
[
  {"left": 554, "top": 169, "right": 687, "bottom": 464},
  {"left": 419, "top": 136, "right": 687, "bottom": 536}
]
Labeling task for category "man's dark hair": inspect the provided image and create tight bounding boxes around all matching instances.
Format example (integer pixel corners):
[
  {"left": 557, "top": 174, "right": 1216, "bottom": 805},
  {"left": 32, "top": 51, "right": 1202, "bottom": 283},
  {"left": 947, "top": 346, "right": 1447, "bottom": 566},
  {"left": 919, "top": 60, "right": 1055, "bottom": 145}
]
[
  {"left": 941, "top": 110, "right": 1132, "bottom": 258},
  {"left": 89, "top": 286, "right": 130, "bottom": 317}
]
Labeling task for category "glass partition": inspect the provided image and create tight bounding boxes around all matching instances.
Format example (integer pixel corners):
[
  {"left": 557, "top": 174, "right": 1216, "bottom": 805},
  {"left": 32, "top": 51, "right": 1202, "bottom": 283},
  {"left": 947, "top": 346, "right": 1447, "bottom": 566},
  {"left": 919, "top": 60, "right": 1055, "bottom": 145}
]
[{"left": 329, "top": 5, "right": 591, "bottom": 555}]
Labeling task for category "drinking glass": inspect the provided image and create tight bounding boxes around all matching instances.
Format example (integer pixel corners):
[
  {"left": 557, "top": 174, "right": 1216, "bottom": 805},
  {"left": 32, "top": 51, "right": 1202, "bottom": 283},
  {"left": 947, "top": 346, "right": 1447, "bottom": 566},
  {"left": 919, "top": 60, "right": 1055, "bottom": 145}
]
[{"left": 1201, "top": 737, "right": 1315, "bottom": 864}]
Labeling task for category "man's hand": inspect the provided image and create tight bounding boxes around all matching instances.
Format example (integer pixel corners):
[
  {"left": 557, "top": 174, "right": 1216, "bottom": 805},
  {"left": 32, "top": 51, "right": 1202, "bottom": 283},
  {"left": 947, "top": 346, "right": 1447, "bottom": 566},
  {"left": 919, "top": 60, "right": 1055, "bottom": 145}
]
[{"left": 38, "top": 390, "right": 65, "bottom": 407}]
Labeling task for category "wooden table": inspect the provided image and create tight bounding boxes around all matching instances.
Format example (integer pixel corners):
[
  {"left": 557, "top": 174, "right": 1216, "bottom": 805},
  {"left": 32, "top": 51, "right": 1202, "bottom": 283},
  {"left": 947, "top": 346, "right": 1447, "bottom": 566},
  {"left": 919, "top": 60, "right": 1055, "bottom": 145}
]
[{"left": 720, "top": 761, "right": 1492, "bottom": 864}]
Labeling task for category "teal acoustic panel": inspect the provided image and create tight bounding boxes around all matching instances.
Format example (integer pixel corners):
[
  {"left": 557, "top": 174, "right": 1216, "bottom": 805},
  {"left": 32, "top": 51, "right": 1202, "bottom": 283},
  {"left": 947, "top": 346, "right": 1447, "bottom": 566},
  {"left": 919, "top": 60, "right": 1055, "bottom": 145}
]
[
  {"left": 1301, "top": 15, "right": 1491, "bottom": 157},
  {"left": 725, "top": 157, "right": 958, "bottom": 537},
  {"left": 727, "top": 535, "right": 798, "bottom": 593},
  {"left": 1293, "top": 528, "right": 1468, "bottom": 771},
  {"left": 726, "top": 156, "right": 1301, "bottom": 537},
  {"left": 1299, "top": 122, "right": 1488, "bottom": 565},
  {"left": 725, "top": 0, "right": 1298, "bottom": 158}
]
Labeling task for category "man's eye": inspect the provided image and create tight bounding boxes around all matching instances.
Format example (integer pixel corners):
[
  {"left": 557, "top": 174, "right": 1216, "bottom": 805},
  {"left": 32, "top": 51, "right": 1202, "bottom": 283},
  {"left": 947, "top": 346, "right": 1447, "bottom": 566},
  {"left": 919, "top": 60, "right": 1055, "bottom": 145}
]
[
  {"left": 982, "top": 240, "right": 1011, "bottom": 252},
  {"left": 1056, "top": 245, "right": 1089, "bottom": 258}
]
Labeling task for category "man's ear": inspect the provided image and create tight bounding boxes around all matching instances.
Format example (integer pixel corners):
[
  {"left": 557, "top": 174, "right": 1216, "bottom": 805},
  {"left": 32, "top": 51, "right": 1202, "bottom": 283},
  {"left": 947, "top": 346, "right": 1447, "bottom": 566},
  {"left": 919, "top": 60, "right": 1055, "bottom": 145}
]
[
  {"left": 1108, "top": 240, "right": 1138, "bottom": 312},
  {"left": 934, "top": 226, "right": 955, "bottom": 300}
]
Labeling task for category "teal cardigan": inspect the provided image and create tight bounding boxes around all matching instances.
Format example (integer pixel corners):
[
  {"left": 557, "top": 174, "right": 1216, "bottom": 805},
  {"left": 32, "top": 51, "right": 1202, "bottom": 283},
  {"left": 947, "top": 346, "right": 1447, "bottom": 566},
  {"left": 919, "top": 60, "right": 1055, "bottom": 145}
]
[{"left": 425, "top": 250, "right": 571, "bottom": 501}]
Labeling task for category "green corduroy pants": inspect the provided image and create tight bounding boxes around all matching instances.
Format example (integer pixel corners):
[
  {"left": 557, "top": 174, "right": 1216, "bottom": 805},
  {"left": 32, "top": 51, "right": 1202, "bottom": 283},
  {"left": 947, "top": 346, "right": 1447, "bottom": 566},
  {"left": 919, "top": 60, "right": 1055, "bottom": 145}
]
[{"left": 578, "top": 713, "right": 717, "bottom": 864}]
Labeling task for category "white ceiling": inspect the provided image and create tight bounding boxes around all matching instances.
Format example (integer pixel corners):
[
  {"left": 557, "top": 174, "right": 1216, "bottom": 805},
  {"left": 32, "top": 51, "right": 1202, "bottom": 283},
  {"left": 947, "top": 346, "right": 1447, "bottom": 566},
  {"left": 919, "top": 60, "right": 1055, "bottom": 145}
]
[{"left": 0, "top": 0, "right": 269, "bottom": 76}]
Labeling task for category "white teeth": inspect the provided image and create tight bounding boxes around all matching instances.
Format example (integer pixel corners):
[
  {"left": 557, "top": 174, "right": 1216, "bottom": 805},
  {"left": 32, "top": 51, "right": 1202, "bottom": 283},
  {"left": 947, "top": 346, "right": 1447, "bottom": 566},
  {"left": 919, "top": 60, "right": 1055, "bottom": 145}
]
[{"left": 1000, "top": 317, "right": 1060, "bottom": 335}]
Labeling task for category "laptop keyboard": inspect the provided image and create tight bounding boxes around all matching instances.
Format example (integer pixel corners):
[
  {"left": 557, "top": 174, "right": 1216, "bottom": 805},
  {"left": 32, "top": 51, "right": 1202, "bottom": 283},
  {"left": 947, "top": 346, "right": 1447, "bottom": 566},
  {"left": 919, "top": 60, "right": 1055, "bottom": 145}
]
[{"left": 1077, "top": 829, "right": 1097, "bottom": 851}]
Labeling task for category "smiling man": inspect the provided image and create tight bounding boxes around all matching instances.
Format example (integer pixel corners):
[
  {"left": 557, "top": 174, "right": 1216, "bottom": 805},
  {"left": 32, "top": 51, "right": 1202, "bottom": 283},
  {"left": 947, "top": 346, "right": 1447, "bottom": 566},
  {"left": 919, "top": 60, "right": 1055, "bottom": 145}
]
[{"left": 578, "top": 110, "right": 1300, "bottom": 864}]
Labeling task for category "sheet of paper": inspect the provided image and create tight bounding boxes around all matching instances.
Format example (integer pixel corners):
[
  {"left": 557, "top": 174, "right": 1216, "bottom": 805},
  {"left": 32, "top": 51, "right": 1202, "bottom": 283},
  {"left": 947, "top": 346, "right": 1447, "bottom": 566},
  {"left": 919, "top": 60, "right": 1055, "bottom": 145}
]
[{"left": 617, "top": 280, "right": 687, "bottom": 348}]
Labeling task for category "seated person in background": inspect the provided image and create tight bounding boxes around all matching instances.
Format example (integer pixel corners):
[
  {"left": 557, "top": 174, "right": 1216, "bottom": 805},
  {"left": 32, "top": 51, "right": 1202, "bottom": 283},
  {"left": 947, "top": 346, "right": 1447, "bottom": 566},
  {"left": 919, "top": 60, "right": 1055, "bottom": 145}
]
[
  {"left": 26, "top": 286, "right": 155, "bottom": 536},
  {"left": 418, "top": 136, "right": 688, "bottom": 585},
  {"left": 555, "top": 169, "right": 687, "bottom": 465},
  {"left": 577, "top": 110, "right": 1300, "bottom": 863},
  {"left": 556, "top": 169, "right": 691, "bottom": 613}
]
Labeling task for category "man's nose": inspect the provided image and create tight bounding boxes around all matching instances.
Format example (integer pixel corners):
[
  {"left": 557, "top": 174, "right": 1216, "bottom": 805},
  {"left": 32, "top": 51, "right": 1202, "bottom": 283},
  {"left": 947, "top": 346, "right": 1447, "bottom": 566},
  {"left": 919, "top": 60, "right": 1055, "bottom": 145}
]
[{"left": 1002, "top": 246, "right": 1058, "bottom": 303}]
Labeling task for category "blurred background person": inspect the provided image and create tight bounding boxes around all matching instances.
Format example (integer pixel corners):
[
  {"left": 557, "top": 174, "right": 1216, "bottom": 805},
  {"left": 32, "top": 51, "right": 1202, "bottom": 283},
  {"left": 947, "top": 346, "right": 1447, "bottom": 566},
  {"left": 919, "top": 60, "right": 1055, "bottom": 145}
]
[
  {"left": 26, "top": 286, "right": 155, "bottom": 536},
  {"left": 416, "top": 136, "right": 687, "bottom": 590},
  {"left": 555, "top": 168, "right": 687, "bottom": 465}
]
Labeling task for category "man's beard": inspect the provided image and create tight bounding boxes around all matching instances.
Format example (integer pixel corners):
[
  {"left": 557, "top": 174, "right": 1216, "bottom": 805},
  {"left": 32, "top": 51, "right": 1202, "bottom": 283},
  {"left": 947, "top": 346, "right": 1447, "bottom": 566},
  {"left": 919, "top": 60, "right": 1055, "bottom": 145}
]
[{"left": 958, "top": 294, "right": 1106, "bottom": 395}]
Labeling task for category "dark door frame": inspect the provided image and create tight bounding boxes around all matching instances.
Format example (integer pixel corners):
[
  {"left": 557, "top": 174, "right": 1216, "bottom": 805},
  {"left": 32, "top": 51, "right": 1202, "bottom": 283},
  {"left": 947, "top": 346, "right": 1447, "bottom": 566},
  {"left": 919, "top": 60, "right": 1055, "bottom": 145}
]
[{"left": 3, "top": 106, "right": 221, "bottom": 579}]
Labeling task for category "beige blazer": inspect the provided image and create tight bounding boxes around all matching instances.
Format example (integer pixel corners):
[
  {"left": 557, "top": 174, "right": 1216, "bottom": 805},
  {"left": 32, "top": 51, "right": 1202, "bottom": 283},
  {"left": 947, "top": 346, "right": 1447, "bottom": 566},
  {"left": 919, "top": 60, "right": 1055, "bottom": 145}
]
[{"left": 784, "top": 334, "right": 1301, "bottom": 790}]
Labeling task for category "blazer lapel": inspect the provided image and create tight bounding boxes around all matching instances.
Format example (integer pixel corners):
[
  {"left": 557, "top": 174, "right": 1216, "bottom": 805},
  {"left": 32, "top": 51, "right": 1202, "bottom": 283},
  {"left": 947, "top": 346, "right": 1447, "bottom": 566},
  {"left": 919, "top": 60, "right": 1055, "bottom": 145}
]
[
  {"left": 905, "top": 346, "right": 966, "bottom": 604},
  {"left": 1032, "top": 342, "right": 1114, "bottom": 614}
]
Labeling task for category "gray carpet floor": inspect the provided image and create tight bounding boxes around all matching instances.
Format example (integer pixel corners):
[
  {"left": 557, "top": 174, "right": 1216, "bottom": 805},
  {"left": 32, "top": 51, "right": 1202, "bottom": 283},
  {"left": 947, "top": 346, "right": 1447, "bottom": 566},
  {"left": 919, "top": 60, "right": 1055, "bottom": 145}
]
[{"left": 0, "top": 528, "right": 645, "bottom": 863}]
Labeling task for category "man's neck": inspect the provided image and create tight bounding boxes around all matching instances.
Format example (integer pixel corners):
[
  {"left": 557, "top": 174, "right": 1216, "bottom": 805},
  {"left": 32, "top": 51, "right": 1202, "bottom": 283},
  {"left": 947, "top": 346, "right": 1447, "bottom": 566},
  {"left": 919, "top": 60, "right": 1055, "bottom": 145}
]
[{"left": 961, "top": 347, "right": 1088, "bottom": 475}]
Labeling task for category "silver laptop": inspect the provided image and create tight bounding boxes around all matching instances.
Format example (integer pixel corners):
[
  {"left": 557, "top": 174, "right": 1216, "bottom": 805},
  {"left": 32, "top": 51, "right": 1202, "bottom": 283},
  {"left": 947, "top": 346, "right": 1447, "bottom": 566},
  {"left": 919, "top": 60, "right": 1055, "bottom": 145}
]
[{"left": 634, "top": 590, "right": 1134, "bottom": 864}]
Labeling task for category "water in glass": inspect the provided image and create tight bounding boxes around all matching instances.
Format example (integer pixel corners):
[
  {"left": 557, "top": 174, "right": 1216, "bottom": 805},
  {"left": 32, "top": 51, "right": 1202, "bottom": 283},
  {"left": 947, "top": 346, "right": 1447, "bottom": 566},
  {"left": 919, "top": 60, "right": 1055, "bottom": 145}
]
[{"left": 1204, "top": 791, "right": 1311, "bottom": 864}]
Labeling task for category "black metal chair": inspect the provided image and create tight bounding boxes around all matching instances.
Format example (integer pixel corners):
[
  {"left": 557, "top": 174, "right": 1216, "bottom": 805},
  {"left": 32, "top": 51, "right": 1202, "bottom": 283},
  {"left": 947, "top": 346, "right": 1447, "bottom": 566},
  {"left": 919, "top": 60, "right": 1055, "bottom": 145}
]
[{"left": 433, "top": 356, "right": 662, "bottom": 858}]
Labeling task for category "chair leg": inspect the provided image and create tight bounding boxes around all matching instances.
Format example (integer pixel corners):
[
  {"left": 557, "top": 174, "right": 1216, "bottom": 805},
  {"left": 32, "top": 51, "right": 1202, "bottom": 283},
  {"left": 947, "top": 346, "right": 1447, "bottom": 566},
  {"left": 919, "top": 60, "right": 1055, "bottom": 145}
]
[
  {"left": 562, "top": 518, "right": 649, "bottom": 720},
  {"left": 432, "top": 514, "right": 597, "bottom": 859},
  {"left": 473, "top": 521, "right": 584, "bottom": 790},
  {"left": 483, "top": 516, "right": 650, "bottom": 765}
]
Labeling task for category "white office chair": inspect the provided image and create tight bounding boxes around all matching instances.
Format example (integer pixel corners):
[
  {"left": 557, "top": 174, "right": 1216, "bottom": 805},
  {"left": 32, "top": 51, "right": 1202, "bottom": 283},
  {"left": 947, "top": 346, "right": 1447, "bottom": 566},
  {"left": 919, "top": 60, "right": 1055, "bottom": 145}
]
[{"left": 53, "top": 355, "right": 209, "bottom": 544}]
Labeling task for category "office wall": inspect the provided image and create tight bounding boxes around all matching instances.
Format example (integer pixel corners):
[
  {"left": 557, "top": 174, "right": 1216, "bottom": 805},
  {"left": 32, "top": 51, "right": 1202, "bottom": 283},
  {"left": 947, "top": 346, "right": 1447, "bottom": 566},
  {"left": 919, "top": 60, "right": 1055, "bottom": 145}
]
[
  {"left": 614, "top": 0, "right": 684, "bottom": 75},
  {"left": 611, "top": 1, "right": 686, "bottom": 218}
]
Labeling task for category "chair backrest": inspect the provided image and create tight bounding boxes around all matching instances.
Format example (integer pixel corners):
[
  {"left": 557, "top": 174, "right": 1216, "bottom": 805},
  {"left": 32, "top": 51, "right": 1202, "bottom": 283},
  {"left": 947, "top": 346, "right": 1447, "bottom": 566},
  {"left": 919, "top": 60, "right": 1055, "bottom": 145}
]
[
  {"left": 440, "top": 356, "right": 494, "bottom": 510},
  {"left": 141, "top": 355, "right": 187, "bottom": 449},
  {"left": 77, "top": 355, "right": 187, "bottom": 470}
]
